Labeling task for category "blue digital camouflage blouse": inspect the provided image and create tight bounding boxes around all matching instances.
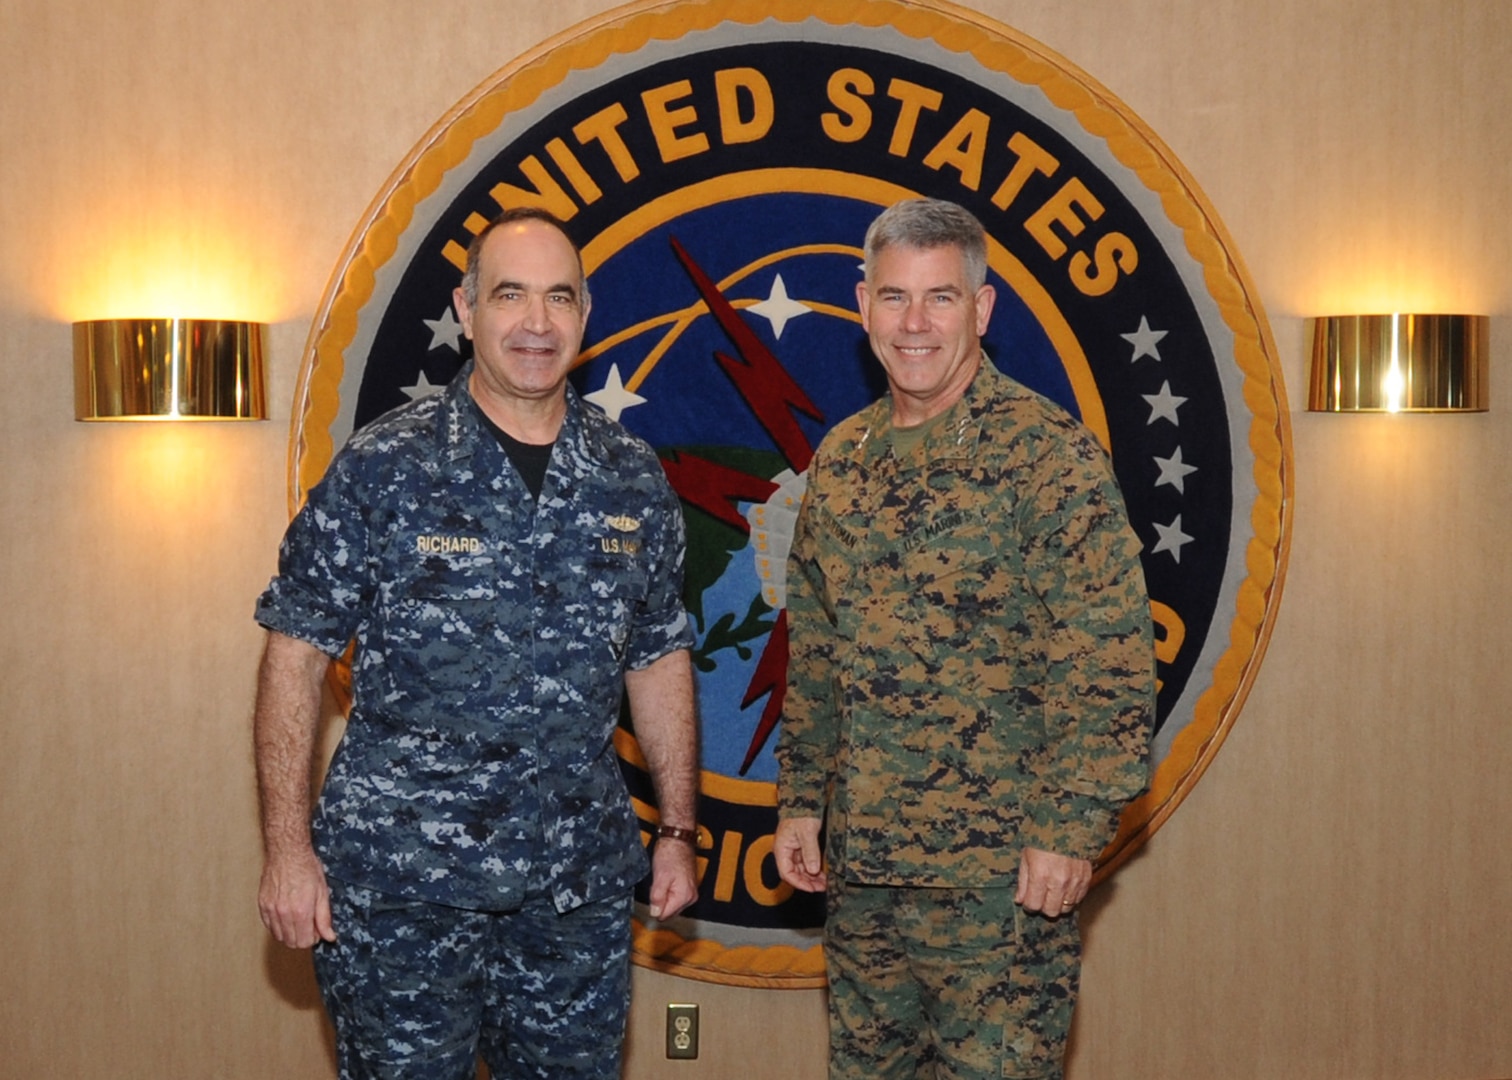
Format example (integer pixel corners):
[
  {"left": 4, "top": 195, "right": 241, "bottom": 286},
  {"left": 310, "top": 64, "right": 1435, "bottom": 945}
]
[{"left": 256, "top": 361, "right": 693, "bottom": 913}]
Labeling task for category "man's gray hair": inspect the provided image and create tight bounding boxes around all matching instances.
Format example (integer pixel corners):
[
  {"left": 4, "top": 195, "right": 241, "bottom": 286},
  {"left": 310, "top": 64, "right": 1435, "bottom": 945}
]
[
  {"left": 862, "top": 198, "right": 989, "bottom": 291},
  {"left": 458, "top": 207, "right": 590, "bottom": 309}
]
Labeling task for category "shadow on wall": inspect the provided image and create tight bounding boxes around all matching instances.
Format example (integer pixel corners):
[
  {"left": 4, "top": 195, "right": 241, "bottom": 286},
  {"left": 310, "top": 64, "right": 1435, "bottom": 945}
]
[
  {"left": 262, "top": 940, "right": 336, "bottom": 1073},
  {"left": 1063, "top": 835, "right": 1149, "bottom": 1077}
]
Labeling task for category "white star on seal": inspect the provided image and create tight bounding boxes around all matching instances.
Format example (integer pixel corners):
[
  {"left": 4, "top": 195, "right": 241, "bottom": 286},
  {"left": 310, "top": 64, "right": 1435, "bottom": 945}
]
[
  {"left": 584, "top": 364, "right": 647, "bottom": 421},
  {"left": 1151, "top": 515, "right": 1195, "bottom": 563},
  {"left": 424, "top": 307, "right": 465, "bottom": 353},
  {"left": 748, "top": 274, "right": 811, "bottom": 340},
  {"left": 1153, "top": 447, "right": 1199, "bottom": 494},
  {"left": 1121, "top": 316, "right": 1168, "bottom": 362},
  {"left": 1142, "top": 380, "right": 1187, "bottom": 426},
  {"left": 401, "top": 370, "right": 445, "bottom": 401}
]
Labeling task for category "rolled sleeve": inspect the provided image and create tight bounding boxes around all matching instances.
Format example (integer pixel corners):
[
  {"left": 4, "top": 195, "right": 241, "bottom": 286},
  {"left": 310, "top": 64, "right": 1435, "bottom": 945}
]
[
  {"left": 254, "top": 455, "right": 372, "bottom": 658},
  {"left": 622, "top": 472, "right": 696, "bottom": 671}
]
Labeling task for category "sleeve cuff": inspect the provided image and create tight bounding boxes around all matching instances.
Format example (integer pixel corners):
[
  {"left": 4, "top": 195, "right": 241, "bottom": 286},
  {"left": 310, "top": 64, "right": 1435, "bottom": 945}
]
[
  {"left": 1017, "top": 795, "right": 1118, "bottom": 863},
  {"left": 254, "top": 583, "right": 357, "bottom": 660},
  {"left": 776, "top": 776, "right": 827, "bottom": 819}
]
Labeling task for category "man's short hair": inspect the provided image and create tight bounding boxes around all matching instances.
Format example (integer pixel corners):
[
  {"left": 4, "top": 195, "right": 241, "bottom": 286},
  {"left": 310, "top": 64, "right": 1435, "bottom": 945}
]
[
  {"left": 863, "top": 198, "right": 989, "bottom": 292},
  {"left": 459, "top": 207, "right": 590, "bottom": 309}
]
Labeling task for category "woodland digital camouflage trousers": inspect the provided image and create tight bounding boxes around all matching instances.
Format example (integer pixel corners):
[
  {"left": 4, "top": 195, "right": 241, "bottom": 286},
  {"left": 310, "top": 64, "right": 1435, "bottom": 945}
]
[
  {"left": 314, "top": 880, "right": 631, "bottom": 1079},
  {"left": 825, "top": 879, "right": 1080, "bottom": 1080}
]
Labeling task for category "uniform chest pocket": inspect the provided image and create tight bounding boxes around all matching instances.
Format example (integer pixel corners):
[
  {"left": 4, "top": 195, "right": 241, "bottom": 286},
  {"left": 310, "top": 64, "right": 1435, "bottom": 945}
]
[
  {"left": 901, "top": 509, "right": 1006, "bottom": 634},
  {"left": 378, "top": 566, "right": 501, "bottom": 710},
  {"left": 582, "top": 556, "right": 648, "bottom": 657}
]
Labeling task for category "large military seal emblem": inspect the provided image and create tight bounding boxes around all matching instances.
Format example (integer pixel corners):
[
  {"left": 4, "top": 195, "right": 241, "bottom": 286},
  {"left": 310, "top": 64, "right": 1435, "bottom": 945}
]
[{"left": 289, "top": 0, "right": 1292, "bottom": 987}]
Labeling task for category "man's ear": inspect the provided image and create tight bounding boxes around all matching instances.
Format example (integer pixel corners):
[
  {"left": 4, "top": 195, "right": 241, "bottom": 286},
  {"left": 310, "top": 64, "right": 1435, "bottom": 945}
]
[
  {"left": 452, "top": 287, "right": 474, "bottom": 339},
  {"left": 974, "top": 283, "right": 996, "bottom": 336}
]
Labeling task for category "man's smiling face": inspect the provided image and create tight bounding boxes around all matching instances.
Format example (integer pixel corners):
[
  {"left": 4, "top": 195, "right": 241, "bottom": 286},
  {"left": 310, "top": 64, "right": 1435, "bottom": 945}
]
[
  {"left": 454, "top": 219, "right": 590, "bottom": 412},
  {"left": 856, "top": 241, "right": 996, "bottom": 426}
]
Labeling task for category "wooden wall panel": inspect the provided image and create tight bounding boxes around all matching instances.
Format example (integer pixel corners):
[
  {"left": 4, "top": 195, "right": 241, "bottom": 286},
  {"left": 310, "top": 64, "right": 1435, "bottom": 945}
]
[{"left": 1, "top": 2, "right": 1507, "bottom": 1077}]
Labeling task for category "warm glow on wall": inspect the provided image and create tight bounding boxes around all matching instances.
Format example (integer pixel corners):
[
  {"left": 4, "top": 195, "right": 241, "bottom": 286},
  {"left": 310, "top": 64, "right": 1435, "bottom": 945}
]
[
  {"left": 1300, "top": 275, "right": 1482, "bottom": 321},
  {"left": 47, "top": 190, "right": 297, "bottom": 324},
  {"left": 84, "top": 422, "right": 253, "bottom": 528},
  {"left": 1279, "top": 203, "right": 1494, "bottom": 318}
]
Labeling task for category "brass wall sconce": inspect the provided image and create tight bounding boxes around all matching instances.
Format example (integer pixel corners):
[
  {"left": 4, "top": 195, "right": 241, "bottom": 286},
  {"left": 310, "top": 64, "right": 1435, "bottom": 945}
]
[
  {"left": 73, "top": 318, "right": 267, "bottom": 421},
  {"left": 1307, "top": 314, "right": 1488, "bottom": 413}
]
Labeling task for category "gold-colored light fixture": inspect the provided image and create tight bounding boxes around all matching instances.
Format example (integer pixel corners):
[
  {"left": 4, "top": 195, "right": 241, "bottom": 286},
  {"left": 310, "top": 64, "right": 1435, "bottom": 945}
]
[
  {"left": 1307, "top": 314, "right": 1488, "bottom": 413},
  {"left": 73, "top": 318, "right": 267, "bottom": 421}
]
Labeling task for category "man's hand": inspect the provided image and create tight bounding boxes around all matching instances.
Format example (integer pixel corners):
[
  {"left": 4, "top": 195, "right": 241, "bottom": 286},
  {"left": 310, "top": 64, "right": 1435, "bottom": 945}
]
[
  {"left": 647, "top": 836, "right": 698, "bottom": 921},
  {"left": 774, "top": 816, "right": 826, "bottom": 892},
  {"left": 1014, "top": 846, "right": 1092, "bottom": 917},
  {"left": 258, "top": 847, "right": 336, "bottom": 948}
]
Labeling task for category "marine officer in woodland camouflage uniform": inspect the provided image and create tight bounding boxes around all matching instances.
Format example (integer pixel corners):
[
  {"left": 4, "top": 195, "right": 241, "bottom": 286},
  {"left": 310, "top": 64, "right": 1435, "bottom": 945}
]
[
  {"left": 774, "top": 199, "right": 1154, "bottom": 1080},
  {"left": 253, "top": 208, "right": 699, "bottom": 1079}
]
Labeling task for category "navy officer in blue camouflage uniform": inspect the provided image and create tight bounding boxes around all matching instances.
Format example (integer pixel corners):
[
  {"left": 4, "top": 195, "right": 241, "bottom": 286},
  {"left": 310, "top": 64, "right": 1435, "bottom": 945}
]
[{"left": 253, "top": 207, "right": 699, "bottom": 1079}]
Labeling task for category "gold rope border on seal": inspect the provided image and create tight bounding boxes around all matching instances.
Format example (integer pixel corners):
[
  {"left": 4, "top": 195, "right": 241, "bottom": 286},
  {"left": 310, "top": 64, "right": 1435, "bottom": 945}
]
[{"left": 290, "top": 0, "right": 1293, "bottom": 985}]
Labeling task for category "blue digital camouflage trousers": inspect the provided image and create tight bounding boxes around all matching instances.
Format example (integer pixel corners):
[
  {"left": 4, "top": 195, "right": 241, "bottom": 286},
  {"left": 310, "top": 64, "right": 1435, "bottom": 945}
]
[
  {"left": 314, "top": 879, "right": 632, "bottom": 1080},
  {"left": 825, "top": 879, "right": 1080, "bottom": 1080}
]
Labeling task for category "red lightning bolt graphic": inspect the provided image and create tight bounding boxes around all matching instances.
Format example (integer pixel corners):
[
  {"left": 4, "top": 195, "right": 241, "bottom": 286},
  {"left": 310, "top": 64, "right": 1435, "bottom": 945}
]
[
  {"left": 737, "top": 609, "right": 788, "bottom": 776},
  {"left": 659, "top": 449, "right": 787, "bottom": 776},
  {"left": 669, "top": 236, "right": 822, "bottom": 473},
  {"left": 661, "top": 450, "right": 778, "bottom": 532},
  {"left": 667, "top": 237, "right": 824, "bottom": 775}
]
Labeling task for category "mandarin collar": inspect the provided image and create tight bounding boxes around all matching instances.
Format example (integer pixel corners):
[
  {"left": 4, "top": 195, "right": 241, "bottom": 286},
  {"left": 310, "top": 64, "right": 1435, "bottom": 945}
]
[
  {"left": 437, "top": 359, "right": 590, "bottom": 465},
  {"left": 858, "top": 354, "right": 996, "bottom": 469}
]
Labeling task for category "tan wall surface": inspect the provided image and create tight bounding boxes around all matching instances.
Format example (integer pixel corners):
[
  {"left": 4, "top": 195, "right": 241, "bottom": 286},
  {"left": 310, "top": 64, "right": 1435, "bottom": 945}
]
[{"left": 2, "top": 2, "right": 1508, "bottom": 1078}]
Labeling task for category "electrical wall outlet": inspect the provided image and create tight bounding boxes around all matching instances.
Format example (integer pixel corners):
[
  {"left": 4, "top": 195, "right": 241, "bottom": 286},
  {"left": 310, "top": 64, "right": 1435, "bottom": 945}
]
[{"left": 666, "top": 1003, "right": 699, "bottom": 1060}]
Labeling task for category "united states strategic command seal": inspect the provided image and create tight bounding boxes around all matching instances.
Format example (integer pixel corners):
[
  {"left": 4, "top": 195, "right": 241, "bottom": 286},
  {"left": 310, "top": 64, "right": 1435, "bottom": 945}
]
[{"left": 288, "top": 0, "right": 1292, "bottom": 987}]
